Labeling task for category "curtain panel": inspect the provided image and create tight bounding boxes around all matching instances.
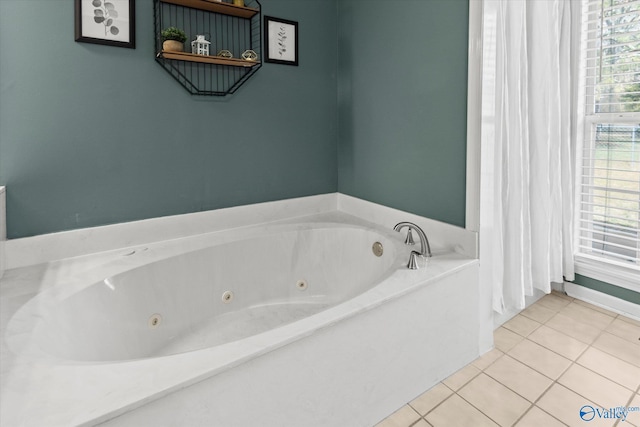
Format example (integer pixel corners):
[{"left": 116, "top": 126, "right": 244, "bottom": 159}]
[{"left": 480, "top": 0, "right": 580, "bottom": 313}]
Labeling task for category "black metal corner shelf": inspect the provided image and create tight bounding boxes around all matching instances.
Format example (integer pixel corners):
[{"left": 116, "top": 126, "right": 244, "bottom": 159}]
[{"left": 154, "top": 0, "right": 262, "bottom": 96}]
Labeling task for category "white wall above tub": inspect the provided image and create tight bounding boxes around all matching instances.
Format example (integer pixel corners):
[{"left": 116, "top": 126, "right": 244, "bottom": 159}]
[{"left": 3, "top": 193, "right": 478, "bottom": 269}]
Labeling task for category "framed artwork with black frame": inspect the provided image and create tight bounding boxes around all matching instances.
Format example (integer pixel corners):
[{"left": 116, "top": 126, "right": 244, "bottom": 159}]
[
  {"left": 264, "top": 16, "right": 298, "bottom": 66},
  {"left": 75, "top": 0, "right": 136, "bottom": 49}
]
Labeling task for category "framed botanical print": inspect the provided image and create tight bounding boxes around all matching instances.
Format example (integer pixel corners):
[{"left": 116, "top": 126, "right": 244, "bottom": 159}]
[
  {"left": 75, "top": 0, "right": 136, "bottom": 49},
  {"left": 264, "top": 16, "right": 298, "bottom": 66}
]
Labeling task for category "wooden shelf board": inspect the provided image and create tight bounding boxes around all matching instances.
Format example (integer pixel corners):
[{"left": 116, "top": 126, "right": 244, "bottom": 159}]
[
  {"left": 160, "top": 0, "right": 258, "bottom": 18},
  {"left": 159, "top": 50, "right": 260, "bottom": 67}
]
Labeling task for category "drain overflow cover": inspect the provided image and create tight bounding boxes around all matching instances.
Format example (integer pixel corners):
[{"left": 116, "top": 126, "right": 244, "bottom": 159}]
[{"left": 372, "top": 242, "right": 384, "bottom": 257}]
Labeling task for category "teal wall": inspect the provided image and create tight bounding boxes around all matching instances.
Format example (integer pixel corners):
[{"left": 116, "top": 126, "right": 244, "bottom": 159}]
[
  {"left": 0, "top": 0, "right": 338, "bottom": 238},
  {"left": 337, "top": 0, "right": 469, "bottom": 227},
  {"left": 0, "top": 0, "right": 471, "bottom": 239}
]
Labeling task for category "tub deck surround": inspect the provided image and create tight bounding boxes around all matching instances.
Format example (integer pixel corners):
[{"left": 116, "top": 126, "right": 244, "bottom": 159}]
[
  {"left": 3, "top": 193, "right": 339, "bottom": 270},
  {"left": 0, "top": 196, "right": 481, "bottom": 426},
  {"left": 338, "top": 194, "right": 478, "bottom": 259},
  {"left": 4, "top": 193, "right": 478, "bottom": 270}
]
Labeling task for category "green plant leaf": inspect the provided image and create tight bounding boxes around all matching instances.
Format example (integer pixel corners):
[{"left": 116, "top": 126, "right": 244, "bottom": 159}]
[
  {"left": 92, "top": 0, "right": 102, "bottom": 6},
  {"left": 110, "top": 26, "right": 119, "bottom": 35},
  {"left": 161, "top": 26, "right": 187, "bottom": 42},
  {"left": 94, "top": 16, "right": 105, "bottom": 23}
]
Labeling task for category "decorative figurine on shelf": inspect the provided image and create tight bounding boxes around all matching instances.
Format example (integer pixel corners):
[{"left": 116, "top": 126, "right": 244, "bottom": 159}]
[
  {"left": 161, "top": 27, "right": 187, "bottom": 52},
  {"left": 241, "top": 50, "right": 258, "bottom": 61},
  {"left": 191, "top": 35, "right": 211, "bottom": 56},
  {"left": 217, "top": 50, "right": 233, "bottom": 58},
  {"left": 233, "top": 0, "right": 245, "bottom": 6}
]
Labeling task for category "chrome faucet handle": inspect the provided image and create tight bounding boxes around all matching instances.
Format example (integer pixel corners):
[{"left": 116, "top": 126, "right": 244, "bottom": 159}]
[
  {"left": 407, "top": 251, "right": 420, "bottom": 269},
  {"left": 404, "top": 227, "right": 416, "bottom": 245}
]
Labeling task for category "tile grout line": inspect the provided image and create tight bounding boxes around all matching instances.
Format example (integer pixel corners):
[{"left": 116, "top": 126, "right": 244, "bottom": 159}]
[
  {"left": 538, "top": 301, "right": 640, "bottom": 425},
  {"left": 414, "top": 345, "right": 564, "bottom": 427},
  {"left": 501, "top": 295, "right": 639, "bottom": 426},
  {"left": 511, "top": 297, "right": 611, "bottom": 425},
  {"left": 454, "top": 388, "right": 527, "bottom": 427},
  {"left": 464, "top": 343, "right": 569, "bottom": 427},
  {"left": 415, "top": 328, "right": 558, "bottom": 425},
  {"left": 483, "top": 358, "right": 564, "bottom": 426},
  {"left": 408, "top": 382, "right": 458, "bottom": 425},
  {"left": 504, "top": 294, "right": 640, "bottom": 424},
  {"left": 476, "top": 296, "right": 607, "bottom": 425}
]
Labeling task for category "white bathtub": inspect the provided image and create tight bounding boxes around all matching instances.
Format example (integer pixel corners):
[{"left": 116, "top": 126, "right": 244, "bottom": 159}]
[
  {"left": 1, "top": 208, "right": 480, "bottom": 426},
  {"left": 11, "top": 219, "right": 400, "bottom": 363}
]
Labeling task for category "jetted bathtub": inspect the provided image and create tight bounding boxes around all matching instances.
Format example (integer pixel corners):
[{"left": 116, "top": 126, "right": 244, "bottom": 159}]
[{"left": 1, "top": 211, "right": 480, "bottom": 426}]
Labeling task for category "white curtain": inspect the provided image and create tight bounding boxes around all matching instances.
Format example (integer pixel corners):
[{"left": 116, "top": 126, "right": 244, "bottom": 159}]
[{"left": 480, "top": 0, "right": 579, "bottom": 313}]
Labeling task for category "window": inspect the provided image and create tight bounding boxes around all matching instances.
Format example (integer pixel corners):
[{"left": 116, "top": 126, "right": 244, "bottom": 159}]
[{"left": 578, "top": 0, "right": 640, "bottom": 286}]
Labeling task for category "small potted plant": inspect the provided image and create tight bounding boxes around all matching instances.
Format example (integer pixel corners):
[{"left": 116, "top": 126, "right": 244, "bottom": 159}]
[{"left": 161, "top": 27, "right": 187, "bottom": 52}]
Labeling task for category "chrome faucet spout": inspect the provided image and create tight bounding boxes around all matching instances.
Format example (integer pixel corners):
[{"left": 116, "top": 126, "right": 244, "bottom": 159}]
[{"left": 393, "top": 222, "right": 432, "bottom": 258}]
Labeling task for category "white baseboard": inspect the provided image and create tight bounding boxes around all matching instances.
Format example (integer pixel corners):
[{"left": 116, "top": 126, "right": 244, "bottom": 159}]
[{"left": 564, "top": 282, "right": 640, "bottom": 320}]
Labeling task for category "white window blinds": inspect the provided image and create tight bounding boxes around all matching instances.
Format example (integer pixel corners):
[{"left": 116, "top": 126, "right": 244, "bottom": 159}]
[{"left": 579, "top": 0, "right": 640, "bottom": 268}]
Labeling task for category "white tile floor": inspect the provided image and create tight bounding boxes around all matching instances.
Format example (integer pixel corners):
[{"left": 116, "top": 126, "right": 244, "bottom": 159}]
[{"left": 375, "top": 292, "right": 640, "bottom": 427}]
